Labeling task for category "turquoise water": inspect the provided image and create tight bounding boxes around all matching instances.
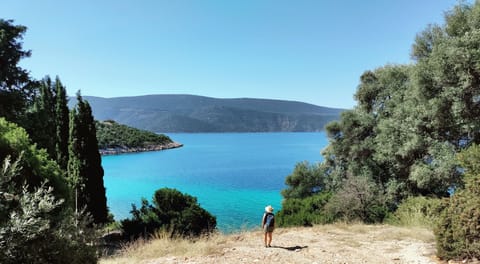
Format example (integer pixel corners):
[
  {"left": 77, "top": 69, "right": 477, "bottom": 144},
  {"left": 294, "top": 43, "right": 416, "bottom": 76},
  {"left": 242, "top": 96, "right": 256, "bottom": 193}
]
[{"left": 102, "top": 132, "right": 328, "bottom": 232}]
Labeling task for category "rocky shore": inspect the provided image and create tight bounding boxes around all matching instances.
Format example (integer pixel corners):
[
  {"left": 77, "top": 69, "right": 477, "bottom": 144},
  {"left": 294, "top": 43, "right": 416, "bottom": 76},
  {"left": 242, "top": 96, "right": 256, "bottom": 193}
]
[{"left": 99, "top": 142, "right": 183, "bottom": 155}]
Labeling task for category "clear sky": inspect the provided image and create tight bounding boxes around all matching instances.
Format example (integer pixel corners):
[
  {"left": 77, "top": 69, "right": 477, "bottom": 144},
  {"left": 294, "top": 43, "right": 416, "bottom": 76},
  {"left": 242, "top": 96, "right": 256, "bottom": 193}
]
[{"left": 0, "top": 0, "right": 469, "bottom": 108}]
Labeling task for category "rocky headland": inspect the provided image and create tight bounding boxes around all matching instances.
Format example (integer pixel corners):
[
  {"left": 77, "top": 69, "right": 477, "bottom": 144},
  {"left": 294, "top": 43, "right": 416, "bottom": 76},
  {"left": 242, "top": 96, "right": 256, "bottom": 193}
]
[{"left": 99, "top": 142, "right": 183, "bottom": 155}]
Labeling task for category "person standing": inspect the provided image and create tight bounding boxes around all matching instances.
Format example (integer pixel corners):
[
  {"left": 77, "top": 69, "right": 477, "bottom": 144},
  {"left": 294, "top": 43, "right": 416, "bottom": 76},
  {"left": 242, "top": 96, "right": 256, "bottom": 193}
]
[{"left": 262, "top": 205, "right": 275, "bottom": 247}]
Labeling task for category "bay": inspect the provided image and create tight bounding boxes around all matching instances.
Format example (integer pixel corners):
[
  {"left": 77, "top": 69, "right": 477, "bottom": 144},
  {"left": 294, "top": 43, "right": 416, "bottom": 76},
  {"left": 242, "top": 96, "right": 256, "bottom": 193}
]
[{"left": 102, "top": 132, "right": 328, "bottom": 232}]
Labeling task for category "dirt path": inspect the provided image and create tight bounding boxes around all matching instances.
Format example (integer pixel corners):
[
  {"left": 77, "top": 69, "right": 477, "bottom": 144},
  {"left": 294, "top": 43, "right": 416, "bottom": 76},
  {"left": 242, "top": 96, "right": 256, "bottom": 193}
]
[{"left": 145, "top": 224, "right": 439, "bottom": 264}]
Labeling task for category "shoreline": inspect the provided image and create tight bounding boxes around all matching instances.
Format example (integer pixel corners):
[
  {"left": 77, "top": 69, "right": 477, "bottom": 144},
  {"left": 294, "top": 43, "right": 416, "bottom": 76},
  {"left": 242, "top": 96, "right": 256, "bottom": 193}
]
[{"left": 99, "top": 142, "right": 183, "bottom": 155}]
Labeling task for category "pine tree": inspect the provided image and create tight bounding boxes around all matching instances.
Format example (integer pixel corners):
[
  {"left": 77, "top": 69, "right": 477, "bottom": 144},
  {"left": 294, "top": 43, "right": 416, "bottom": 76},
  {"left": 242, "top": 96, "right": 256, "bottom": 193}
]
[{"left": 0, "top": 19, "right": 35, "bottom": 124}]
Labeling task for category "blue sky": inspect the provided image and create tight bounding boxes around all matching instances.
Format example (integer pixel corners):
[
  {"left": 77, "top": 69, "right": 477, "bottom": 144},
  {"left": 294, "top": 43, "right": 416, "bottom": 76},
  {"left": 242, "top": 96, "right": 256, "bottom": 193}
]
[{"left": 0, "top": 0, "right": 468, "bottom": 108}]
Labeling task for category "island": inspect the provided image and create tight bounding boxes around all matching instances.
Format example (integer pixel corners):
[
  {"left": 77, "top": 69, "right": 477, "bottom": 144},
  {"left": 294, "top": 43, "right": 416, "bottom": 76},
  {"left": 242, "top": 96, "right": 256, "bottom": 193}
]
[{"left": 95, "top": 120, "right": 182, "bottom": 155}]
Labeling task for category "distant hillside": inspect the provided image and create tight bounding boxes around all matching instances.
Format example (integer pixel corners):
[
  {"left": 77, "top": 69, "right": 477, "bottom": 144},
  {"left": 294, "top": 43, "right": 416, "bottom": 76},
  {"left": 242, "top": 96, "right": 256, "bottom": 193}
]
[{"left": 71, "top": 95, "right": 344, "bottom": 133}]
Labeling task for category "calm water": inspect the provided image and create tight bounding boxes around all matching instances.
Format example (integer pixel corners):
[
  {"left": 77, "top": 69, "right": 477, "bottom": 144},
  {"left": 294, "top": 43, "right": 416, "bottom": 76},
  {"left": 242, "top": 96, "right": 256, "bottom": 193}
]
[{"left": 102, "top": 132, "right": 328, "bottom": 232}]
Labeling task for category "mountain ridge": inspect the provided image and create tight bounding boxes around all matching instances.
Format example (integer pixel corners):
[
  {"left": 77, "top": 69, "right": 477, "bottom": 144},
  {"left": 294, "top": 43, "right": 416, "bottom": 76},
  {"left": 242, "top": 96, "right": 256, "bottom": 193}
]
[{"left": 69, "top": 94, "right": 344, "bottom": 133}]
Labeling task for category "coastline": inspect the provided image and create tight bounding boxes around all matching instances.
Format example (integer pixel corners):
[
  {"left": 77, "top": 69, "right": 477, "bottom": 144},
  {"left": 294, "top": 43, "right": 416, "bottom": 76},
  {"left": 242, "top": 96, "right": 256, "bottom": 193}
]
[{"left": 99, "top": 142, "right": 183, "bottom": 155}]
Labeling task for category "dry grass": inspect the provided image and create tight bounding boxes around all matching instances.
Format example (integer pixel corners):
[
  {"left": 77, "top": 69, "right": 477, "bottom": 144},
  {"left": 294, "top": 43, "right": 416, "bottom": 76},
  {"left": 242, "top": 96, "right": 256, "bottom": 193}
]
[
  {"left": 100, "top": 231, "right": 228, "bottom": 264},
  {"left": 322, "top": 222, "right": 435, "bottom": 243},
  {"left": 375, "top": 225, "right": 435, "bottom": 243},
  {"left": 99, "top": 223, "right": 436, "bottom": 264}
]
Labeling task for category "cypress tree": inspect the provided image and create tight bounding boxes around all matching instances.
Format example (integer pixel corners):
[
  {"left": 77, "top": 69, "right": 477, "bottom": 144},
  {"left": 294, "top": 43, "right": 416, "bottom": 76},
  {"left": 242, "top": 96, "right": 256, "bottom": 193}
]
[
  {"left": 36, "top": 77, "right": 56, "bottom": 157},
  {"left": 54, "top": 77, "right": 70, "bottom": 171},
  {"left": 68, "top": 92, "right": 108, "bottom": 224},
  {"left": 26, "top": 76, "right": 69, "bottom": 169},
  {"left": 67, "top": 108, "right": 81, "bottom": 213}
]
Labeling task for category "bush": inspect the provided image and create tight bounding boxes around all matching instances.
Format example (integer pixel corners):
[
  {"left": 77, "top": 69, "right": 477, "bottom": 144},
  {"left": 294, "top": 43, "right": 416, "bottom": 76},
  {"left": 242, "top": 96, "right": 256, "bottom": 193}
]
[
  {"left": 385, "top": 196, "right": 444, "bottom": 228},
  {"left": 0, "top": 156, "right": 98, "bottom": 264},
  {"left": 0, "top": 118, "right": 70, "bottom": 204},
  {"left": 277, "top": 192, "right": 334, "bottom": 227},
  {"left": 121, "top": 188, "right": 216, "bottom": 239},
  {"left": 325, "top": 175, "right": 388, "bottom": 223},
  {"left": 435, "top": 144, "right": 480, "bottom": 260}
]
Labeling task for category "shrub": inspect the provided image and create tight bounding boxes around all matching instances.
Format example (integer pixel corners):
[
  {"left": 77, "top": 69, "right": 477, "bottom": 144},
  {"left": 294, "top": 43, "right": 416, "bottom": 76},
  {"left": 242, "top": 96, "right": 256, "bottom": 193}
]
[
  {"left": 121, "top": 188, "right": 216, "bottom": 239},
  {"left": 435, "top": 144, "right": 480, "bottom": 260},
  {"left": 277, "top": 192, "right": 334, "bottom": 227},
  {"left": 385, "top": 196, "right": 444, "bottom": 228},
  {"left": 325, "top": 175, "right": 388, "bottom": 223},
  {"left": 0, "top": 156, "right": 98, "bottom": 264},
  {"left": 0, "top": 118, "right": 70, "bottom": 203}
]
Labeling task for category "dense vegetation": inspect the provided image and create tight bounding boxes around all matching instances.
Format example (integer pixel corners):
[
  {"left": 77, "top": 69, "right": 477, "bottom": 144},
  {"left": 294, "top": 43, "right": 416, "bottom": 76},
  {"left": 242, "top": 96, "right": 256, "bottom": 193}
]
[
  {"left": 121, "top": 188, "right": 216, "bottom": 239},
  {"left": 278, "top": 1, "right": 480, "bottom": 260},
  {"left": 0, "top": 19, "right": 107, "bottom": 262},
  {"left": 70, "top": 95, "right": 344, "bottom": 132},
  {"left": 95, "top": 120, "right": 172, "bottom": 149},
  {"left": 436, "top": 145, "right": 480, "bottom": 259},
  {"left": 0, "top": 18, "right": 214, "bottom": 263},
  {"left": 0, "top": 119, "right": 97, "bottom": 263},
  {"left": 4, "top": 0, "right": 480, "bottom": 261}
]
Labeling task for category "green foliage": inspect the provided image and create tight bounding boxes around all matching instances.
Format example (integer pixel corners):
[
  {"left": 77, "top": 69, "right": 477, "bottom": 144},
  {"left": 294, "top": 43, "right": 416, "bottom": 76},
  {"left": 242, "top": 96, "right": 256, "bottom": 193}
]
[
  {"left": 26, "top": 76, "right": 57, "bottom": 158},
  {"left": 0, "top": 19, "right": 35, "bottom": 124},
  {"left": 68, "top": 93, "right": 108, "bottom": 224},
  {"left": 325, "top": 175, "right": 388, "bottom": 223},
  {"left": 0, "top": 117, "right": 70, "bottom": 203},
  {"left": 282, "top": 161, "right": 324, "bottom": 199},
  {"left": 285, "top": 0, "right": 480, "bottom": 227},
  {"left": 0, "top": 156, "right": 97, "bottom": 264},
  {"left": 95, "top": 120, "right": 172, "bottom": 148},
  {"left": 54, "top": 76, "right": 70, "bottom": 171},
  {"left": 20, "top": 75, "right": 70, "bottom": 179},
  {"left": 435, "top": 144, "right": 480, "bottom": 260},
  {"left": 121, "top": 188, "right": 216, "bottom": 239},
  {"left": 277, "top": 192, "right": 333, "bottom": 227},
  {"left": 385, "top": 196, "right": 444, "bottom": 228}
]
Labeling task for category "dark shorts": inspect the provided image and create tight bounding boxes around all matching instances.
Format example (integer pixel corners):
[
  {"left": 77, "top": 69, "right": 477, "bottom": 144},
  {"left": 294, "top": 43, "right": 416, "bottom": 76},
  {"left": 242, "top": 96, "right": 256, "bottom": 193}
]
[{"left": 263, "top": 225, "right": 274, "bottom": 233}]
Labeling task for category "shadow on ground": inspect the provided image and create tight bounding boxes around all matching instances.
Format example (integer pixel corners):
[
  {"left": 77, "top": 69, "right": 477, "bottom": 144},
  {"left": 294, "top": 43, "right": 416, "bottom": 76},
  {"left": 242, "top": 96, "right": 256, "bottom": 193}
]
[{"left": 271, "top": 245, "right": 308, "bottom": 251}]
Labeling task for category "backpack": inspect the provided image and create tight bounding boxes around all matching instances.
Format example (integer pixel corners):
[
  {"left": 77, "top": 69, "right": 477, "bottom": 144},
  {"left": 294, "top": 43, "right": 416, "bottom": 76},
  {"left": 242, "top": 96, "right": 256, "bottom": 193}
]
[{"left": 265, "top": 213, "right": 275, "bottom": 228}]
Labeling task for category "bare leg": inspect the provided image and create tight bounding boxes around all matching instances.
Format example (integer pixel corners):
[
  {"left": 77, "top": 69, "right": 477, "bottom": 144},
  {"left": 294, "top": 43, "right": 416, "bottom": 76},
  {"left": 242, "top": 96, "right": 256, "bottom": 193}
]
[
  {"left": 267, "top": 232, "right": 273, "bottom": 246},
  {"left": 264, "top": 232, "right": 268, "bottom": 247}
]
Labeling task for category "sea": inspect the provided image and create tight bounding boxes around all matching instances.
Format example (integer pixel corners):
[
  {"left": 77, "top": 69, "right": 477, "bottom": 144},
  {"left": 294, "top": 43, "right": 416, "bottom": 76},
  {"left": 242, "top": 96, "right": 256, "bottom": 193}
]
[{"left": 102, "top": 132, "right": 329, "bottom": 233}]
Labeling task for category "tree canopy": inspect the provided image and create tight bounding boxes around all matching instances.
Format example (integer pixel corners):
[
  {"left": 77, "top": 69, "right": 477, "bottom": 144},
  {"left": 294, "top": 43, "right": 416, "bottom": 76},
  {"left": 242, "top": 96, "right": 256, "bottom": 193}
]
[
  {"left": 95, "top": 120, "right": 172, "bottom": 149},
  {"left": 279, "top": 0, "right": 480, "bottom": 224},
  {"left": 121, "top": 188, "right": 216, "bottom": 239},
  {"left": 0, "top": 19, "right": 35, "bottom": 124}
]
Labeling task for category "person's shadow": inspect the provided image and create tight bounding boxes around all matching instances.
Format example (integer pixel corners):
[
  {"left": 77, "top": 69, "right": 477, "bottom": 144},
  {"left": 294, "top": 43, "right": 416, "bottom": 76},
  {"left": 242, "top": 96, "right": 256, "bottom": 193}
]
[{"left": 271, "top": 245, "right": 308, "bottom": 251}]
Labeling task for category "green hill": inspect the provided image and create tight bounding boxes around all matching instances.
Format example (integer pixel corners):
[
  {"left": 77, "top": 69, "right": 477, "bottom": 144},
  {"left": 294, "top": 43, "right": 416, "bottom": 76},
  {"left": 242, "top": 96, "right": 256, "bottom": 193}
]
[
  {"left": 72, "top": 95, "right": 344, "bottom": 133},
  {"left": 95, "top": 120, "right": 182, "bottom": 154}
]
